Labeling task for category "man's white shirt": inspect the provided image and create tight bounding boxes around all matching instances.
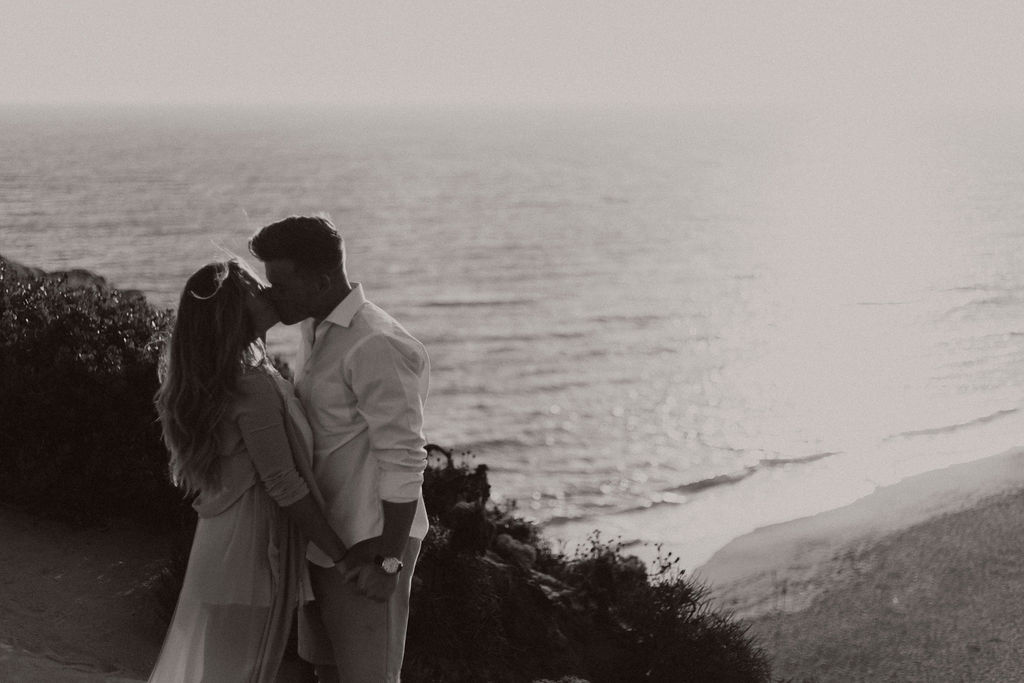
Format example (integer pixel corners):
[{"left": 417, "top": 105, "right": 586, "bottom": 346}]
[{"left": 293, "top": 283, "right": 430, "bottom": 566}]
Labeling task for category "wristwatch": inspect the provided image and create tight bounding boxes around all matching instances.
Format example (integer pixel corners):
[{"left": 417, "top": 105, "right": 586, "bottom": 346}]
[{"left": 374, "top": 555, "right": 404, "bottom": 575}]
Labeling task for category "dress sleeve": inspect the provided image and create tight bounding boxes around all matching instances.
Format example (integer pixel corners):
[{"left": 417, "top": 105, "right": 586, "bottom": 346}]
[{"left": 235, "top": 374, "right": 310, "bottom": 507}]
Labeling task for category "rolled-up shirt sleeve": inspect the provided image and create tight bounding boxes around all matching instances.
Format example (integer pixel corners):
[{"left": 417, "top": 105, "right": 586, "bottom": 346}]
[
  {"left": 348, "top": 333, "right": 429, "bottom": 503},
  {"left": 236, "top": 375, "right": 310, "bottom": 508}
]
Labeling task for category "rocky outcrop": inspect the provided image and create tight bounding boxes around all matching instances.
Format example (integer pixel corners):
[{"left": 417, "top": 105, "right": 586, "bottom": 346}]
[{"left": 0, "top": 253, "right": 143, "bottom": 298}]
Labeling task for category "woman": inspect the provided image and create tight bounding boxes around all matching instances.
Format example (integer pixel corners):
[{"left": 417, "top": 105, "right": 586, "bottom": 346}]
[{"left": 149, "top": 259, "right": 347, "bottom": 683}]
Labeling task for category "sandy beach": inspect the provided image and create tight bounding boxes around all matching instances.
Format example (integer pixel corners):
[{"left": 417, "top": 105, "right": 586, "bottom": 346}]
[
  {"left": 700, "top": 447, "right": 1024, "bottom": 681},
  {"left": 5, "top": 449, "right": 1024, "bottom": 681}
]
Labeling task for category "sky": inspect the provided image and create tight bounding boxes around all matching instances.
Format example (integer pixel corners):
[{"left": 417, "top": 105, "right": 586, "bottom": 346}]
[{"left": 2, "top": 1, "right": 1024, "bottom": 110}]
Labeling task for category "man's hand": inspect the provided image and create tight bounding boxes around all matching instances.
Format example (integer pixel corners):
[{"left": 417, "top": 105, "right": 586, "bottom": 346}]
[{"left": 343, "top": 562, "right": 399, "bottom": 602}]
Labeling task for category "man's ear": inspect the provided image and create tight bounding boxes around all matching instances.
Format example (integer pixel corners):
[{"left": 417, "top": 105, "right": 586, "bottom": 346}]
[{"left": 316, "top": 273, "right": 332, "bottom": 294}]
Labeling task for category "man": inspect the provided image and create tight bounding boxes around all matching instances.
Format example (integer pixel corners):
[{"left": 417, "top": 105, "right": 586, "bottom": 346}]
[{"left": 249, "top": 215, "right": 430, "bottom": 683}]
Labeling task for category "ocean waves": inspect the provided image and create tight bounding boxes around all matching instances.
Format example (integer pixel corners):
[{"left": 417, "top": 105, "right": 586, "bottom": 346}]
[
  {"left": 8, "top": 106, "right": 1024, "bottom": 571},
  {"left": 538, "top": 448, "right": 847, "bottom": 527},
  {"left": 421, "top": 297, "right": 536, "bottom": 308},
  {"left": 527, "top": 402, "right": 1024, "bottom": 530},
  {"left": 885, "top": 407, "right": 1022, "bottom": 441}
]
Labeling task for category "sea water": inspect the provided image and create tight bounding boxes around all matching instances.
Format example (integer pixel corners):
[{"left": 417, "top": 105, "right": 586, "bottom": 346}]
[{"left": 4, "top": 104, "right": 1024, "bottom": 569}]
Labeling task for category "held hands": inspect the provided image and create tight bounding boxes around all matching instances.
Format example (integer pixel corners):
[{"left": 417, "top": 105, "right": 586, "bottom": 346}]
[
  {"left": 343, "top": 562, "right": 398, "bottom": 602},
  {"left": 333, "top": 537, "right": 398, "bottom": 602}
]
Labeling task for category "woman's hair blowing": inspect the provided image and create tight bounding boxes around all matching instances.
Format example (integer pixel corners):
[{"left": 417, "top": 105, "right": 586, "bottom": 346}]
[{"left": 155, "top": 259, "right": 271, "bottom": 494}]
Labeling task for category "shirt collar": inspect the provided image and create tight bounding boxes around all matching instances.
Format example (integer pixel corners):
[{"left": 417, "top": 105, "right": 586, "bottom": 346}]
[{"left": 322, "top": 282, "right": 367, "bottom": 328}]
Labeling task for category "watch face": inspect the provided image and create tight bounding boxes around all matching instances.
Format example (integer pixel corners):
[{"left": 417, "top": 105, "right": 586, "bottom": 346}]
[{"left": 379, "top": 556, "right": 403, "bottom": 574}]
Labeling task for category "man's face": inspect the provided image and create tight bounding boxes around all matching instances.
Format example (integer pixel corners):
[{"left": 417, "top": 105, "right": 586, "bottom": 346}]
[{"left": 263, "top": 259, "right": 320, "bottom": 325}]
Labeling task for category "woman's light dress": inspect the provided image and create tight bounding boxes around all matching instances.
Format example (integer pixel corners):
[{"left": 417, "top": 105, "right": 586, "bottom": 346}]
[{"left": 148, "top": 370, "right": 322, "bottom": 683}]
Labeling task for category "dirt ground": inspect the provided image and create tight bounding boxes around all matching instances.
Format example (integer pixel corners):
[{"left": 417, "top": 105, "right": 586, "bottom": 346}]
[{"left": 0, "top": 507, "right": 169, "bottom": 682}]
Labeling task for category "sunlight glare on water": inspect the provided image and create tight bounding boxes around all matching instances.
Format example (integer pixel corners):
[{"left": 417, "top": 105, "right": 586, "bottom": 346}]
[{"left": 5, "top": 106, "right": 1024, "bottom": 570}]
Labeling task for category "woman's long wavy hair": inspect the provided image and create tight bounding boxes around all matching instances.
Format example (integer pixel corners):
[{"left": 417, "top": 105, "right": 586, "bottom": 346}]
[{"left": 155, "top": 259, "right": 273, "bottom": 494}]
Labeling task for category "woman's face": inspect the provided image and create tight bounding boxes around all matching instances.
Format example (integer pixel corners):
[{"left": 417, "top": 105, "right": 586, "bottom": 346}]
[{"left": 239, "top": 271, "right": 280, "bottom": 338}]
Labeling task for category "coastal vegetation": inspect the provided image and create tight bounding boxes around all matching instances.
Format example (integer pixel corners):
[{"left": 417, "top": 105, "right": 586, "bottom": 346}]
[{"left": 0, "top": 255, "right": 774, "bottom": 682}]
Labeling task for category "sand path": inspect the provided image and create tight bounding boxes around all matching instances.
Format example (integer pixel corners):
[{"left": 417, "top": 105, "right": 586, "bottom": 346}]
[{"left": 0, "top": 508, "right": 169, "bottom": 682}]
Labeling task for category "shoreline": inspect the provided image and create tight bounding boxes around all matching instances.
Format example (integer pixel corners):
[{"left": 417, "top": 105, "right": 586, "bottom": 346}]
[{"left": 542, "top": 420, "right": 1024, "bottom": 577}]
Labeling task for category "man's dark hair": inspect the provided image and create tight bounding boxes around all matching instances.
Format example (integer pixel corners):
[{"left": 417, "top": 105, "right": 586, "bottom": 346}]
[{"left": 248, "top": 215, "right": 344, "bottom": 273}]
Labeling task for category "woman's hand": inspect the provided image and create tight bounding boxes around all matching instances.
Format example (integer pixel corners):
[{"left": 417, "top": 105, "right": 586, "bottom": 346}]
[
  {"left": 331, "top": 558, "right": 350, "bottom": 577},
  {"left": 343, "top": 562, "right": 399, "bottom": 602}
]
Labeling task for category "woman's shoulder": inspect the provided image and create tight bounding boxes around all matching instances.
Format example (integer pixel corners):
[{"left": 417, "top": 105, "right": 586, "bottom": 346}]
[
  {"left": 226, "top": 372, "right": 284, "bottom": 424},
  {"left": 234, "top": 367, "right": 286, "bottom": 402}
]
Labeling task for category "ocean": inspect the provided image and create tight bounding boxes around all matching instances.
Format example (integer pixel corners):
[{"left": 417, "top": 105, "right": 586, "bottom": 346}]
[{"left": 4, "top": 104, "right": 1024, "bottom": 570}]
